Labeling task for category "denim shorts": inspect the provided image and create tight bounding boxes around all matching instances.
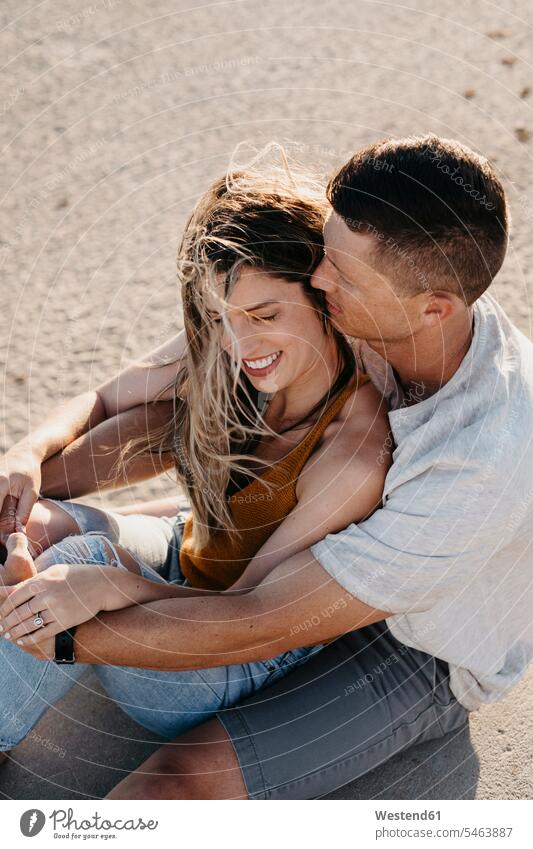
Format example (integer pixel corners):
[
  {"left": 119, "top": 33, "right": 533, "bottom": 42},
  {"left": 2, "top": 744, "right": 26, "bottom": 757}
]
[
  {"left": 39, "top": 496, "right": 188, "bottom": 585},
  {"left": 0, "top": 497, "right": 326, "bottom": 761}
]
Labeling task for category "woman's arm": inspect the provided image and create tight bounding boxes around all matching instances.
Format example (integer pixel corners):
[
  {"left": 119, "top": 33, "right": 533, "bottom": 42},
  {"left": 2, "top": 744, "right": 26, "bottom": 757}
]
[
  {"left": 0, "top": 390, "right": 108, "bottom": 536},
  {"left": 95, "top": 329, "right": 187, "bottom": 418},
  {"left": 103, "top": 382, "right": 392, "bottom": 605},
  {"left": 40, "top": 329, "right": 189, "bottom": 498},
  {"left": 104, "top": 567, "right": 225, "bottom": 606},
  {"left": 0, "top": 558, "right": 225, "bottom": 643},
  {"left": 7, "top": 550, "right": 391, "bottom": 668},
  {"left": 230, "top": 381, "right": 391, "bottom": 592}
]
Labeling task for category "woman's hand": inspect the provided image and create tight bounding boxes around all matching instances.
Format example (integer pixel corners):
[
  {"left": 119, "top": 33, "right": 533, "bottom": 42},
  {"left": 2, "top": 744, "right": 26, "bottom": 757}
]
[
  {"left": 0, "top": 444, "right": 43, "bottom": 543},
  {"left": 0, "top": 562, "right": 115, "bottom": 646}
]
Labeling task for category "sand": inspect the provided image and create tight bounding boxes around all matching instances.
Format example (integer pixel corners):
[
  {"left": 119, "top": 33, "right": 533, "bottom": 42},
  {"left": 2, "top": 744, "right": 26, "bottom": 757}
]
[{"left": 1, "top": 0, "right": 532, "bottom": 799}]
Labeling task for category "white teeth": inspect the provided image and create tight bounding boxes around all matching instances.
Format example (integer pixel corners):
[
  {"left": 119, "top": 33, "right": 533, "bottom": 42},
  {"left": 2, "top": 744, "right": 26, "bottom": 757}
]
[{"left": 243, "top": 351, "right": 281, "bottom": 370}]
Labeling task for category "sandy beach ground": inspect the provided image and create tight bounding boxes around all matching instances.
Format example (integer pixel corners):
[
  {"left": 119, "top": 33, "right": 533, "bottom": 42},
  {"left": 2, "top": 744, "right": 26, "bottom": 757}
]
[{"left": 1, "top": 0, "right": 532, "bottom": 799}]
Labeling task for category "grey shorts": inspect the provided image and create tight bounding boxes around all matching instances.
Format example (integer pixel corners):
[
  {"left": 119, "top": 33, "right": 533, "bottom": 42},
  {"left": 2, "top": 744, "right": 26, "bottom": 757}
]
[
  {"left": 40, "top": 497, "right": 470, "bottom": 799},
  {"left": 218, "top": 623, "right": 470, "bottom": 799}
]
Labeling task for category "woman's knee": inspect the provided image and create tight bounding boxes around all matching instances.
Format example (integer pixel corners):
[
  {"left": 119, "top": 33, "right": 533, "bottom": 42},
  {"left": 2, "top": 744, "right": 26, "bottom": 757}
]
[
  {"left": 34, "top": 533, "right": 144, "bottom": 578},
  {"left": 25, "top": 499, "right": 81, "bottom": 558},
  {"left": 34, "top": 533, "right": 108, "bottom": 572}
]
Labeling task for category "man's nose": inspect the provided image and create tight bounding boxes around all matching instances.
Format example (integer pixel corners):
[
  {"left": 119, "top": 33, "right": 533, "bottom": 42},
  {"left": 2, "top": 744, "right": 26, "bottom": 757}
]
[{"left": 311, "top": 258, "right": 336, "bottom": 293}]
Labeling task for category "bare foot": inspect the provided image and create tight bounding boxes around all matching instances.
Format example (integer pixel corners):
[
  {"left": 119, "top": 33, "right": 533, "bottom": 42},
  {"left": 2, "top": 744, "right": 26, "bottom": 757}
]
[{"left": 1, "top": 533, "right": 38, "bottom": 585}]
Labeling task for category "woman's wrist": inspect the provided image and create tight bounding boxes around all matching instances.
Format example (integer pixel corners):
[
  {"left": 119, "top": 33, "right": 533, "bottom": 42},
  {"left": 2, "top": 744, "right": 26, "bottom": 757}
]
[
  {"left": 99, "top": 567, "right": 142, "bottom": 612},
  {"left": 100, "top": 566, "right": 192, "bottom": 612}
]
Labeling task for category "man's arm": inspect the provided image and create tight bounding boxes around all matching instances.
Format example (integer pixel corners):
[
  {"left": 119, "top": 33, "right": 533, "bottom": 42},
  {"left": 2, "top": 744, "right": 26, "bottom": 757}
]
[
  {"left": 40, "top": 400, "right": 176, "bottom": 498},
  {"left": 72, "top": 549, "right": 392, "bottom": 670},
  {"left": 3, "top": 331, "right": 185, "bottom": 525}
]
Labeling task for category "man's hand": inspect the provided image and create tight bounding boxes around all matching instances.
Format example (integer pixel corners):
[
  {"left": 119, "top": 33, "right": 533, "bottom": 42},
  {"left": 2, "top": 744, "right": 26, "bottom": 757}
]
[
  {"left": 0, "top": 445, "right": 43, "bottom": 540},
  {"left": 0, "top": 494, "right": 20, "bottom": 543}
]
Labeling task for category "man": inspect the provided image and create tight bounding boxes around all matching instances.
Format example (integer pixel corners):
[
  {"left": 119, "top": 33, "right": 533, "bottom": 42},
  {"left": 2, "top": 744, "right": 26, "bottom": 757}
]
[{"left": 3, "top": 135, "right": 533, "bottom": 799}]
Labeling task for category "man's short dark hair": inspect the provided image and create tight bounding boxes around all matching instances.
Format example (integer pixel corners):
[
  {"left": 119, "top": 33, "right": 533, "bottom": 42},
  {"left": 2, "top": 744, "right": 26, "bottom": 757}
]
[{"left": 327, "top": 134, "right": 509, "bottom": 305}]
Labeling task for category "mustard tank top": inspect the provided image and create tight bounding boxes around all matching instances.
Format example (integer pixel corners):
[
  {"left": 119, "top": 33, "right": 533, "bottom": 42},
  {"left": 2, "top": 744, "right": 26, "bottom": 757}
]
[{"left": 179, "top": 372, "right": 370, "bottom": 590}]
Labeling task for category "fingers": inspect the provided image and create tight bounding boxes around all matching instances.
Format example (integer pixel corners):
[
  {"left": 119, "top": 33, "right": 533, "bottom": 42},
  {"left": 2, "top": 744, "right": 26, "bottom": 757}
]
[
  {"left": 1, "top": 597, "right": 50, "bottom": 634},
  {"left": 1, "top": 608, "right": 55, "bottom": 642},
  {"left": 0, "top": 494, "right": 18, "bottom": 543},
  {"left": 0, "top": 578, "right": 44, "bottom": 620},
  {"left": 16, "top": 633, "right": 56, "bottom": 660},
  {"left": 0, "top": 584, "right": 18, "bottom": 606},
  {"left": 0, "top": 489, "right": 34, "bottom": 544},
  {"left": 15, "top": 622, "right": 59, "bottom": 649},
  {"left": 16, "top": 485, "right": 38, "bottom": 530}
]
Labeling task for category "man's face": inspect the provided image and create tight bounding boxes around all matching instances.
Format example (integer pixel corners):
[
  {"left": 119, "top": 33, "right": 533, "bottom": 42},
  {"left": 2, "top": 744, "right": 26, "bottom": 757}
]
[{"left": 311, "top": 211, "right": 427, "bottom": 344}]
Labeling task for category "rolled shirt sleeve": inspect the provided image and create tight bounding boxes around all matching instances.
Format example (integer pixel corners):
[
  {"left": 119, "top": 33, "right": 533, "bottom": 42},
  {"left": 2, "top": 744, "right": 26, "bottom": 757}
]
[{"left": 310, "top": 467, "right": 505, "bottom": 615}]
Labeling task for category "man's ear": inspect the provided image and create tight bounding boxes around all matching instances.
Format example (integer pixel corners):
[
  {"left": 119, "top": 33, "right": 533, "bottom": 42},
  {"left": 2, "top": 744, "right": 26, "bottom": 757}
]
[{"left": 423, "top": 291, "right": 456, "bottom": 324}]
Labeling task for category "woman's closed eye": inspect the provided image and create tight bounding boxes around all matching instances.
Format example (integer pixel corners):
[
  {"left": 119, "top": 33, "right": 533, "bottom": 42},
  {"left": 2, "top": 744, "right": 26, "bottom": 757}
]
[
  {"left": 250, "top": 313, "right": 278, "bottom": 323},
  {"left": 205, "top": 311, "right": 278, "bottom": 324}
]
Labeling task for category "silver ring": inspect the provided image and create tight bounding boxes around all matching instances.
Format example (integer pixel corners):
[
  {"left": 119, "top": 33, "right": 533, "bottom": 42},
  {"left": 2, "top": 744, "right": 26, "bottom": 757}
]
[{"left": 33, "top": 613, "right": 44, "bottom": 628}]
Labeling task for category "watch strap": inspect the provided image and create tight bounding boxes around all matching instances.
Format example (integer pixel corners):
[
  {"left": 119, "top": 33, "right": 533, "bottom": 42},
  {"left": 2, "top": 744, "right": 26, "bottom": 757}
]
[{"left": 54, "top": 627, "right": 77, "bottom": 664}]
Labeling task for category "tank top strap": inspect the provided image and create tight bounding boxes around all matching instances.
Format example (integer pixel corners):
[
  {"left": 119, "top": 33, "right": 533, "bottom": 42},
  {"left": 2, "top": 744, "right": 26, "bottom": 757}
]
[{"left": 276, "top": 371, "right": 370, "bottom": 479}]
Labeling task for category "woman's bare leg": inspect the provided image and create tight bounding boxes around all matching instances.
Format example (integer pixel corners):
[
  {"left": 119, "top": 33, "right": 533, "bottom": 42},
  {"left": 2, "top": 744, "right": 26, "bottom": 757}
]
[
  {"left": 28, "top": 519, "right": 146, "bottom": 577},
  {"left": 113, "top": 495, "right": 183, "bottom": 518},
  {"left": 24, "top": 492, "right": 184, "bottom": 559},
  {"left": 96, "top": 537, "right": 143, "bottom": 575},
  {"left": 24, "top": 499, "right": 82, "bottom": 558}
]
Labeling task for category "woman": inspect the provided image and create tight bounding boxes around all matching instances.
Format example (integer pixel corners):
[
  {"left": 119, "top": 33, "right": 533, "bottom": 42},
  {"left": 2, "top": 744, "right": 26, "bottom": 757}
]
[{"left": 0, "top": 157, "right": 390, "bottom": 754}]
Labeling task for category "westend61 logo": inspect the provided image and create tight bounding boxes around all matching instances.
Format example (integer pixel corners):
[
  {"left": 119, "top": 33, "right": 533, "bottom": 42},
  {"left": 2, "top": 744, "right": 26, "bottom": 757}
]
[{"left": 19, "top": 808, "right": 159, "bottom": 839}]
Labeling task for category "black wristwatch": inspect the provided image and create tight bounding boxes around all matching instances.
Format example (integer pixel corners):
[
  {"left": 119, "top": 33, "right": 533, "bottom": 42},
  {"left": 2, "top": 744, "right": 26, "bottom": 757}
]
[{"left": 54, "top": 627, "right": 77, "bottom": 664}]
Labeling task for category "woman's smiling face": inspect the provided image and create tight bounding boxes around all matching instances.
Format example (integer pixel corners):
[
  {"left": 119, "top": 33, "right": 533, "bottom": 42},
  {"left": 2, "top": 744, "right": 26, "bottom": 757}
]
[{"left": 210, "top": 265, "right": 328, "bottom": 393}]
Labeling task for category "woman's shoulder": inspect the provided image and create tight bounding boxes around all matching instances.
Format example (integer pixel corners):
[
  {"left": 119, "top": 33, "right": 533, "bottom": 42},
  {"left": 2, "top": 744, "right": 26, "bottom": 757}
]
[
  {"left": 296, "top": 372, "right": 391, "bottom": 500},
  {"left": 332, "top": 371, "right": 389, "bottom": 435}
]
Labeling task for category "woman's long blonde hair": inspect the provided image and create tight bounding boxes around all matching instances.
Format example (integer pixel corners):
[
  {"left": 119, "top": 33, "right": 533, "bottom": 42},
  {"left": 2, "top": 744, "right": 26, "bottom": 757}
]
[{"left": 109, "top": 147, "right": 355, "bottom": 547}]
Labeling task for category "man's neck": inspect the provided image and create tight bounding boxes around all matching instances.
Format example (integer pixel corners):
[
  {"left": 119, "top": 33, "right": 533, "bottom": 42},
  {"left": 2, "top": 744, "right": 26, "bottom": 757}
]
[{"left": 367, "top": 307, "right": 475, "bottom": 404}]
